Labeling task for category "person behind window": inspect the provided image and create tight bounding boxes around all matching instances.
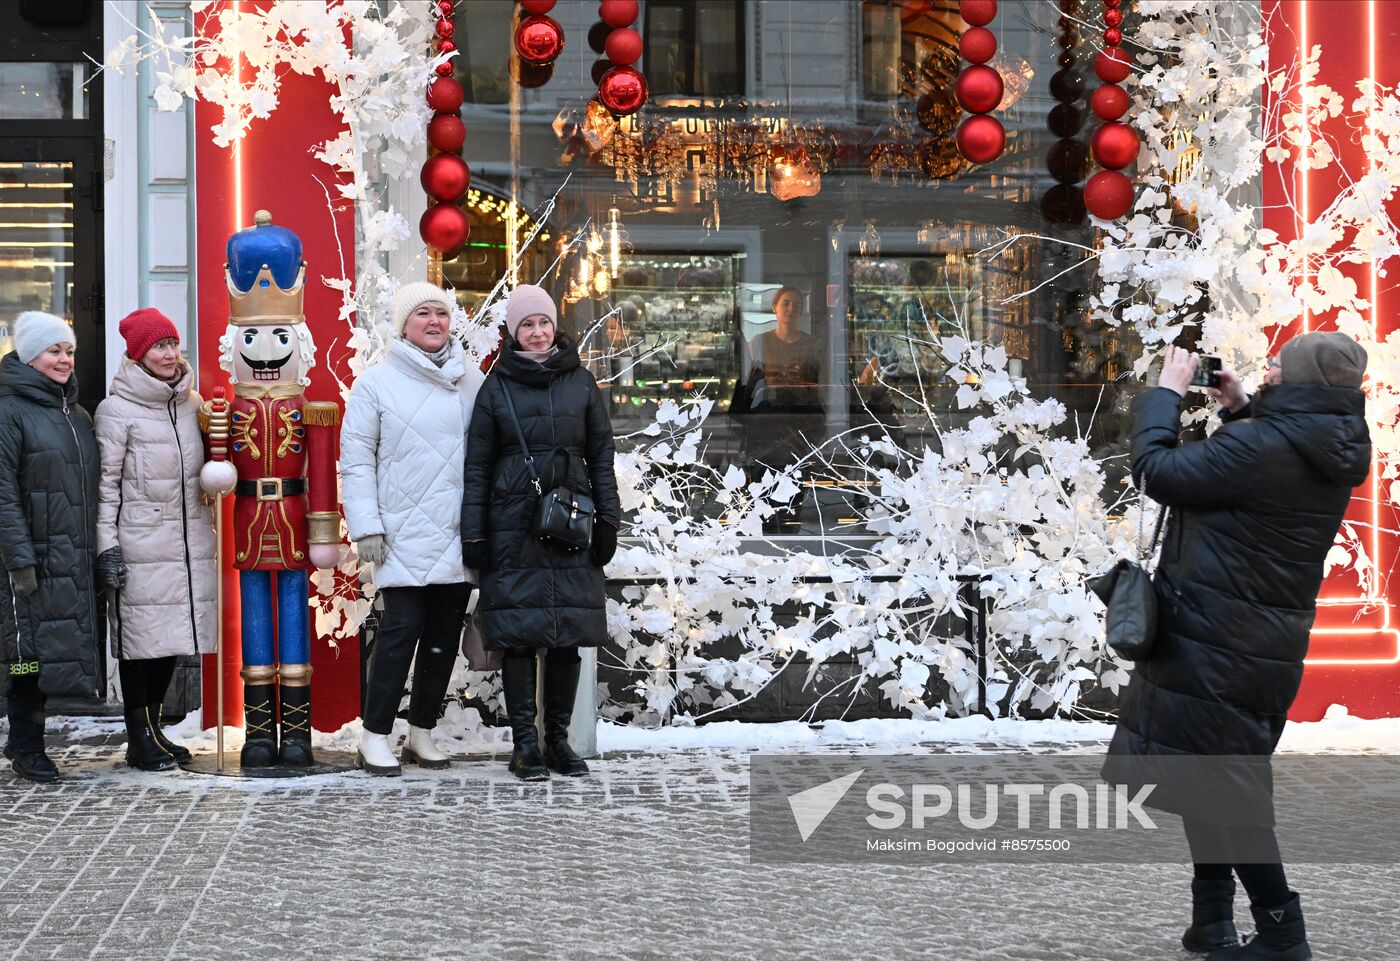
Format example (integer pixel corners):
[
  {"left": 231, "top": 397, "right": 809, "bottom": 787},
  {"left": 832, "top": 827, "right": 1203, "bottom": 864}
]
[
  {"left": 461, "top": 284, "right": 620, "bottom": 781},
  {"left": 1103, "top": 335, "right": 1370, "bottom": 961},
  {"left": 342, "top": 283, "right": 485, "bottom": 777},
  {"left": 94, "top": 309, "right": 217, "bottom": 772},
  {"left": 0, "top": 312, "right": 100, "bottom": 783}
]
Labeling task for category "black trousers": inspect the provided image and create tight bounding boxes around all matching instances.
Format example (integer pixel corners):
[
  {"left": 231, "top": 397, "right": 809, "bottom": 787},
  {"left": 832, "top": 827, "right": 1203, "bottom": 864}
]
[
  {"left": 1184, "top": 818, "right": 1290, "bottom": 906},
  {"left": 363, "top": 583, "right": 470, "bottom": 735},
  {"left": 5, "top": 674, "right": 46, "bottom": 753},
  {"left": 118, "top": 656, "right": 177, "bottom": 711}
]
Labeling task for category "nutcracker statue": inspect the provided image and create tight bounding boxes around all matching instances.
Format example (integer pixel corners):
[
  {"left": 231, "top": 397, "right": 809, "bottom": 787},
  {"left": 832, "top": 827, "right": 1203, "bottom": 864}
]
[{"left": 200, "top": 210, "right": 342, "bottom": 768}]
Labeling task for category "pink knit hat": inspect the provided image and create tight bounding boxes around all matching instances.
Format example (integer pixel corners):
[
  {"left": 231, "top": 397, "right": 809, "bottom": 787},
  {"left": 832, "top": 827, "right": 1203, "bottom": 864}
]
[{"left": 505, "top": 284, "right": 557, "bottom": 339}]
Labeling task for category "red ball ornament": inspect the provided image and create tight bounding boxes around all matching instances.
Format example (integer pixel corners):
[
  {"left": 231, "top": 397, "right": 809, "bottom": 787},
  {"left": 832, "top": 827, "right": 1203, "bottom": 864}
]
[
  {"left": 427, "top": 113, "right": 466, "bottom": 153},
  {"left": 1091, "top": 121, "right": 1140, "bottom": 169},
  {"left": 956, "top": 114, "right": 1006, "bottom": 164},
  {"left": 1083, "top": 169, "right": 1134, "bottom": 219},
  {"left": 427, "top": 77, "right": 465, "bottom": 112},
  {"left": 1104, "top": 27, "right": 1122, "bottom": 46},
  {"left": 958, "top": 0, "right": 997, "bottom": 27},
  {"left": 955, "top": 64, "right": 1004, "bottom": 114},
  {"left": 1105, "top": 0, "right": 1120, "bottom": 6},
  {"left": 419, "top": 203, "right": 470, "bottom": 253},
  {"left": 599, "top": 0, "right": 639, "bottom": 28},
  {"left": 959, "top": 26, "right": 997, "bottom": 64},
  {"left": 420, "top": 153, "right": 472, "bottom": 202},
  {"left": 515, "top": 15, "right": 565, "bottom": 66},
  {"left": 604, "top": 27, "right": 643, "bottom": 66},
  {"left": 435, "top": 62, "right": 454, "bottom": 77},
  {"left": 1094, "top": 47, "right": 1131, "bottom": 83},
  {"left": 1104, "top": 8, "right": 1124, "bottom": 27},
  {"left": 521, "top": 0, "right": 557, "bottom": 12},
  {"left": 437, "top": 39, "right": 456, "bottom": 54},
  {"left": 437, "top": 0, "right": 454, "bottom": 14},
  {"left": 513, "top": 58, "right": 555, "bottom": 88},
  {"left": 435, "top": 18, "right": 455, "bottom": 39},
  {"left": 598, "top": 64, "right": 648, "bottom": 115},
  {"left": 1090, "top": 83, "right": 1129, "bottom": 121}
]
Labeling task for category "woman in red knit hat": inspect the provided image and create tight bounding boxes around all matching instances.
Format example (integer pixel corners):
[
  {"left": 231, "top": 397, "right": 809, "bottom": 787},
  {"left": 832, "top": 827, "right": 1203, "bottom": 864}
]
[{"left": 93, "top": 308, "right": 219, "bottom": 771}]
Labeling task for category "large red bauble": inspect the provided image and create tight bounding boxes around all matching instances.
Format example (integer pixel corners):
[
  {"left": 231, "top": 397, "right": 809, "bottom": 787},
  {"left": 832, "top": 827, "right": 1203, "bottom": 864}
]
[
  {"left": 419, "top": 203, "right": 470, "bottom": 252},
  {"left": 598, "top": 64, "right": 648, "bottom": 115},
  {"left": 522, "top": 0, "right": 557, "bottom": 12},
  {"left": 435, "top": 18, "right": 455, "bottom": 39},
  {"left": 1090, "top": 83, "right": 1129, "bottom": 121},
  {"left": 515, "top": 15, "right": 565, "bottom": 65},
  {"left": 1084, "top": 169, "right": 1134, "bottom": 219},
  {"left": 427, "top": 76, "right": 465, "bottom": 112},
  {"left": 420, "top": 153, "right": 472, "bottom": 202},
  {"left": 959, "top": 26, "right": 997, "bottom": 64},
  {"left": 955, "top": 64, "right": 1004, "bottom": 114},
  {"left": 427, "top": 113, "right": 467, "bottom": 152},
  {"left": 1091, "top": 121, "right": 1140, "bottom": 169},
  {"left": 956, "top": 114, "right": 1005, "bottom": 164},
  {"left": 605, "top": 27, "right": 643, "bottom": 66},
  {"left": 1095, "top": 46, "right": 1131, "bottom": 82},
  {"left": 958, "top": 0, "right": 997, "bottom": 27},
  {"left": 599, "top": 0, "right": 638, "bottom": 28}
]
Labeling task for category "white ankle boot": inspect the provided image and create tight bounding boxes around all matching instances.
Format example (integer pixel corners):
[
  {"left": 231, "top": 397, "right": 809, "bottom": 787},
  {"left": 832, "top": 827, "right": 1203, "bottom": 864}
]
[
  {"left": 356, "top": 731, "right": 401, "bottom": 777},
  {"left": 402, "top": 725, "right": 450, "bottom": 769}
]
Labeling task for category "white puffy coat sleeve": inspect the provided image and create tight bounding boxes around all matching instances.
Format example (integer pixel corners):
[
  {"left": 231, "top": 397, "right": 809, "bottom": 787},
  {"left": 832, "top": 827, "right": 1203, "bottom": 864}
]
[
  {"left": 93, "top": 398, "right": 127, "bottom": 556},
  {"left": 339, "top": 373, "right": 385, "bottom": 543}
]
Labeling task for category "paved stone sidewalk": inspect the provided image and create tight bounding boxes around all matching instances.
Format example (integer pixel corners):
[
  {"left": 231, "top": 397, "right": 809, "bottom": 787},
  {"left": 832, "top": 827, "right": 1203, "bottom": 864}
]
[{"left": 1, "top": 732, "right": 1397, "bottom": 961}]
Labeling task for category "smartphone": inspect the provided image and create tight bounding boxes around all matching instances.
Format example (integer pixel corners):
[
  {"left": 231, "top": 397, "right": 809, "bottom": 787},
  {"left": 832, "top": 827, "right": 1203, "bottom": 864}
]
[{"left": 1190, "top": 356, "right": 1222, "bottom": 389}]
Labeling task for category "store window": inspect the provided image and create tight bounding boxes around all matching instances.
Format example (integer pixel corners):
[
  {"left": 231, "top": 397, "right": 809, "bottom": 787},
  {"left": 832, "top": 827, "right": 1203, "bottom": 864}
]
[
  {"left": 454, "top": 0, "right": 514, "bottom": 105},
  {"left": 644, "top": 0, "right": 746, "bottom": 98}
]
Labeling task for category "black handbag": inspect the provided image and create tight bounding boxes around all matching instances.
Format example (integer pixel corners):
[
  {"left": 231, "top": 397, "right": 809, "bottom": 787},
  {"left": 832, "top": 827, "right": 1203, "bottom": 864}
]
[
  {"left": 1090, "top": 502, "right": 1168, "bottom": 661},
  {"left": 499, "top": 380, "right": 595, "bottom": 552}
]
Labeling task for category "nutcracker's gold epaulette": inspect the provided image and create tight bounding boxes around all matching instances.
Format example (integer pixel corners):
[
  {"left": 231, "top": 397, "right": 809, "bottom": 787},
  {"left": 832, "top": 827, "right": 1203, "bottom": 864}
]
[
  {"left": 197, "top": 401, "right": 212, "bottom": 433},
  {"left": 302, "top": 401, "right": 341, "bottom": 427}
]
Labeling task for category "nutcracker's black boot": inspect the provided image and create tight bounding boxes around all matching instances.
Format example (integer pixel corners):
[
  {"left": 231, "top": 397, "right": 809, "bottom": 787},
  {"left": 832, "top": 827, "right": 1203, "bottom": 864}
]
[
  {"left": 1182, "top": 878, "right": 1240, "bottom": 953},
  {"left": 239, "top": 671, "right": 278, "bottom": 768},
  {"left": 1205, "top": 894, "right": 1312, "bottom": 961},
  {"left": 277, "top": 669, "right": 315, "bottom": 767},
  {"left": 502, "top": 652, "right": 548, "bottom": 781},
  {"left": 542, "top": 656, "right": 588, "bottom": 777},
  {"left": 124, "top": 706, "right": 176, "bottom": 771}
]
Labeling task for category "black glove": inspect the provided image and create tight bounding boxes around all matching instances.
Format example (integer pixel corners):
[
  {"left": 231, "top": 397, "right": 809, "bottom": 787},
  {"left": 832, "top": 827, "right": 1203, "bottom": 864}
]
[
  {"left": 96, "top": 547, "right": 127, "bottom": 590},
  {"left": 463, "top": 539, "right": 491, "bottom": 573},
  {"left": 11, "top": 566, "right": 37, "bottom": 597},
  {"left": 590, "top": 522, "right": 618, "bottom": 568}
]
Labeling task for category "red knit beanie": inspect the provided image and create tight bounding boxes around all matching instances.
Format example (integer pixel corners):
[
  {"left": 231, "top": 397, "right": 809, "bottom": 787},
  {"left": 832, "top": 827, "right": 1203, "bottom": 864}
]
[{"left": 119, "top": 308, "right": 180, "bottom": 361}]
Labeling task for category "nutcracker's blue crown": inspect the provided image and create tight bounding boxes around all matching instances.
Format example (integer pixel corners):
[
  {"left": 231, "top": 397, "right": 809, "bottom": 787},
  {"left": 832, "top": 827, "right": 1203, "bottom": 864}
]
[{"left": 225, "top": 209, "right": 306, "bottom": 326}]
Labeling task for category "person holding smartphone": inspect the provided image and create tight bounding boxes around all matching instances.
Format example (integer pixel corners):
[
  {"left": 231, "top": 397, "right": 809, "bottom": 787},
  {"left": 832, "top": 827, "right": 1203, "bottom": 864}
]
[{"left": 1103, "top": 334, "right": 1370, "bottom": 961}]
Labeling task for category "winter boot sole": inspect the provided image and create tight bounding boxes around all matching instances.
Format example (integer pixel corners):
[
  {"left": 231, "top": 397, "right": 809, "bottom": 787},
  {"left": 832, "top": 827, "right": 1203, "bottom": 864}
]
[
  {"left": 355, "top": 751, "right": 402, "bottom": 777},
  {"left": 402, "top": 746, "right": 450, "bottom": 770}
]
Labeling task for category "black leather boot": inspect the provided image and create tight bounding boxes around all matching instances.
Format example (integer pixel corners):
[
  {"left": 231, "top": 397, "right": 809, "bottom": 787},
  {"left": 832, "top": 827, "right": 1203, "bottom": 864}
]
[
  {"left": 7, "top": 707, "right": 59, "bottom": 783},
  {"left": 239, "top": 680, "right": 278, "bottom": 768},
  {"left": 277, "top": 680, "right": 315, "bottom": 767},
  {"left": 1183, "top": 878, "right": 1240, "bottom": 953},
  {"left": 502, "top": 653, "right": 548, "bottom": 781},
  {"left": 147, "top": 704, "right": 191, "bottom": 764},
  {"left": 542, "top": 656, "right": 589, "bottom": 776},
  {"left": 1206, "top": 894, "right": 1312, "bottom": 961},
  {"left": 124, "top": 706, "right": 176, "bottom": 771}
]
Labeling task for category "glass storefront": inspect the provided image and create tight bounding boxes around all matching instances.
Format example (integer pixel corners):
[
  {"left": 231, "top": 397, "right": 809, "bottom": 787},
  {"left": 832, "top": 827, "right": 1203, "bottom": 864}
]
[{"left": 446, "top": 0, "right": 1136, "bottom": 534}]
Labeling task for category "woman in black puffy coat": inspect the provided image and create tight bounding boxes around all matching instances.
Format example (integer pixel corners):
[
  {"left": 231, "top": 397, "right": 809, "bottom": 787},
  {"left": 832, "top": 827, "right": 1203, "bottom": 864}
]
[
  {"left": 0, "top": 313, "right": 102, "bottom": 784},
  {"left": 1103, "top": 335, "right": 1370, "bottom": 961},
  {"left": 462, "top": 284, "right": 620, "bottom": 781}
]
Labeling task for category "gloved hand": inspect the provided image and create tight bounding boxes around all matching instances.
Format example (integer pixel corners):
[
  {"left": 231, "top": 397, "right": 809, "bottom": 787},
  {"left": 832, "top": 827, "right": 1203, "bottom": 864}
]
[
  {"left": 96, "top": 547, "right": 127, "bottom": 590},
  {"left": 462, "top": 539, "right": 490, "bottom": 573},
  {"left": 11, "top": 566, "right": 37, "bottom": 597},
  {"left": 355, "top": 534, "right": 387, "bottom": 567},
  {"left": 590, "top": 521, "right": 618, "bottom": 568}
]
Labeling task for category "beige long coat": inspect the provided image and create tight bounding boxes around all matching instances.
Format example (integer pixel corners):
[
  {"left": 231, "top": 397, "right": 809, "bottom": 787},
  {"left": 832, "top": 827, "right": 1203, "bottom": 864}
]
[{"left": 95, "top": 360, "right": 218, "bottom": 659}]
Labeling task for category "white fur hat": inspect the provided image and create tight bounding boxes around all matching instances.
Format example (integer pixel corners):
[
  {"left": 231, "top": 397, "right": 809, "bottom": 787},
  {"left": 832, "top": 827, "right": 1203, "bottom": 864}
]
[
  {"left": 391, "top": 282, "right": 455, "bottom": 335},
  {"left": 13, "top": 311, "right": 75, "bottom": 364}
]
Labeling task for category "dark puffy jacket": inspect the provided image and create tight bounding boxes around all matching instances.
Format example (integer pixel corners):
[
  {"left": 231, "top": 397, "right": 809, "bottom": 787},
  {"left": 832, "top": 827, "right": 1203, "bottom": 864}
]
[
  {"left": 0, "top": 353, "right": 102, "bottom": 696},
  {"left": 462, "top": 335, "right": 620, "bottom": 650},
  {"left": 1103, "top": 384, "right": 1370, "bottom": 820}
]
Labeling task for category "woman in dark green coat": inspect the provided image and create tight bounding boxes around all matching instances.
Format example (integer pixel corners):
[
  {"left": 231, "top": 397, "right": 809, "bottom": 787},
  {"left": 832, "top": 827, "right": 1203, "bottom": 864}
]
[
  {"left": 462, "top": 284, "right": 620, "bottom": 782},
  {"left": 0, "top": 312, "right": 102, "bottom": 783}
]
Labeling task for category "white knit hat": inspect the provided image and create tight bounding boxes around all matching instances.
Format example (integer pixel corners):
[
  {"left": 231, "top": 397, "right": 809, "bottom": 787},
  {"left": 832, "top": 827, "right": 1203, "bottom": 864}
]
[
  {"left": 391, "top": 282, "right": 455, "bottom": 335},
  {"left": 13, "top": 311, "right": 75, "bottom": 364}
]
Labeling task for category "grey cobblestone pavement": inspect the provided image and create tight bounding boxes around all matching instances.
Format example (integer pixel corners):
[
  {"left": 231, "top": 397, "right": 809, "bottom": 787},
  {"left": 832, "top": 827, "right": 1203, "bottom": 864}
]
[{"left": 1, "top": 728, "right": 1397, "bottom": 961}]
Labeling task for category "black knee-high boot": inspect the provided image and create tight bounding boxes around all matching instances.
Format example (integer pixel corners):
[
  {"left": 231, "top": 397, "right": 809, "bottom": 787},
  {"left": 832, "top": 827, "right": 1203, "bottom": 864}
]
[
  {"left": 145, "top": 657, "right": 190, "bottom": 764},
  {"left": 1183, "top": 877, "right": 1240, "bottom": 953},
  {"left": 542, "top": 652, "right": 588, "bottom": 776},
  {"left": 120, "top": 660, "right": 175, "bottom": 772},
  {"left": 501, "top": 651, "right": 548, "bottom": 781}
]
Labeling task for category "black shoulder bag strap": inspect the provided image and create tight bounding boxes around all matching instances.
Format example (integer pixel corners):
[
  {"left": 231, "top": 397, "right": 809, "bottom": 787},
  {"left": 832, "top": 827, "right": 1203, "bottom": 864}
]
[{"left": 498, "top": 379, "right": 543, "bottom": 497}]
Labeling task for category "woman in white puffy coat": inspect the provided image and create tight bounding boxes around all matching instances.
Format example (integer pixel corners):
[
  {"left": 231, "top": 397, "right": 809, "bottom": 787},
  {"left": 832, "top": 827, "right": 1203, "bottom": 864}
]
[
  {"left": 341, "top": 283, "right": 484, "bottom": 776},
  {"left": 95, "top": 309, "right": 217, "bottom": 772}
]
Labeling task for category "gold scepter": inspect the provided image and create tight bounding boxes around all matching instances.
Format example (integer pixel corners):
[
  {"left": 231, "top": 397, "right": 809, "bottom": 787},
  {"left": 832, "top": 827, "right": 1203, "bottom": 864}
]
[{"left": 203, "top": 387, "right": 234, "bottom": 772}]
